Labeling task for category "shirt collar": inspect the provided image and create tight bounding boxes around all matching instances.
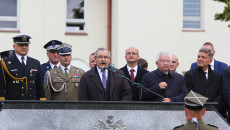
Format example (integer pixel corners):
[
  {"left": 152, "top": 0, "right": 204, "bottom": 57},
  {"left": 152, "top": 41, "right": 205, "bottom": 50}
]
[
  {"left": 96, "top": 66, "right": 108, "bottom": 73},
  {"left": 49, "top": 62, "right": 60, "bottom": 69},
  {"left": 15, "top": 53, "right": 27, "bottom": 62},
  {"left": 210, "top": 59, "right": 214, "bottom": 70},
  {"left": 127, "top": 65, "right": 138, "bottom": 72},
  {"left": 60, "top": 64, "right": 71, "bottom": 71}
]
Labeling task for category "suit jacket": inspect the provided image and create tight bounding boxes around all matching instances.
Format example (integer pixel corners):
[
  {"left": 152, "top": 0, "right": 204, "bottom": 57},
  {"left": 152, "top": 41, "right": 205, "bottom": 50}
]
[
  {"left": 40, "top": 61, "right": 52, "bottom": 83},
  {"left": 173, "top": 120, "right": 219, "bottom": 130},
  {"left": 184, "top": 67, "right": 223, "bottom": 110},
  {"left": 141, "top": 69, "right": 188, "bottom": 102},
  {"left": 44, "top": 65, "right": 85, "bottom": 100},
  {"left": 223, "top": 67, "right": 230, "bottom": 106},
  {"left": 190, "top": 59, "right": 228, "bottom": 75},
  {"left": 0, "top": 55, "right": 45, "bottom": 100},
  {"left": 120, "top": 65, "right": 148, "bottom": 101},
  {"left": 78, "top": 66, "right": 132, "bottom": 101}
]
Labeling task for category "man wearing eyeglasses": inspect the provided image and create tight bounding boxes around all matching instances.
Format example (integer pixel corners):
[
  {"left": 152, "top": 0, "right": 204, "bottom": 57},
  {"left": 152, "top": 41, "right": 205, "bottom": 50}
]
[
  {"left": 141, "top": 52, "right": 187, "bottom": 102},
  {"left": 0, "top": 34, "right": 45, "bottom": 101},
  {"left": 79, "top": 48, "right": 132, "bottom": 101},
  {"left": 120, "top": 47, "right": 148, "bottom": 101}
]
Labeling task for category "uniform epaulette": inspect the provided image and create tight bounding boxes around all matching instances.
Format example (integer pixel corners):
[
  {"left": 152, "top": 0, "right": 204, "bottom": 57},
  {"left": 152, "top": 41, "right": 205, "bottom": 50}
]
[
  {"left": 207, "top": 124, "right": 219, "bottom": 129},
  {"left": 173, "top": 124, "right": 184, "bottom": 130}
]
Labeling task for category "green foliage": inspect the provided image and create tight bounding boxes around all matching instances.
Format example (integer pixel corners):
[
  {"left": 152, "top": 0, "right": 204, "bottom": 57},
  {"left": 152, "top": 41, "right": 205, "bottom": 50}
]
[{"left": 214, "top": 0, "right": 230, "bottom": 27}]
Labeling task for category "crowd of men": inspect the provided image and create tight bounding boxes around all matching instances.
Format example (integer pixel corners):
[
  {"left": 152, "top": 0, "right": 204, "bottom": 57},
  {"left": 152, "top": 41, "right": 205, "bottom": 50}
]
[{"left": 0, "top": 34, "right": 230, "bottom": 129}]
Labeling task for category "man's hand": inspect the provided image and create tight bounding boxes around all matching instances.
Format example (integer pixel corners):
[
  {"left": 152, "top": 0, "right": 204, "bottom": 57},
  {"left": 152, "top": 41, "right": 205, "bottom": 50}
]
[
  {"left": 159, "top": 82, "right": 167, "bottom": 89},
  {"left": 162, "top": 98, "right": 171, "bottom": 102}
]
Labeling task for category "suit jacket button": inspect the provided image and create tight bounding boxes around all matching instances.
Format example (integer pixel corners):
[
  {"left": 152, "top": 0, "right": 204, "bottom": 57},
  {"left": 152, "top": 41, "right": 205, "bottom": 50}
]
[
  {"left": 22, "top": 87, "right": 24, "bottom": 89},
  {"left": 30, "top": 88, "right": 32, "bottom": 90},
  {"left": 22, "top": 94, "right": 24, "bottom": 96}
]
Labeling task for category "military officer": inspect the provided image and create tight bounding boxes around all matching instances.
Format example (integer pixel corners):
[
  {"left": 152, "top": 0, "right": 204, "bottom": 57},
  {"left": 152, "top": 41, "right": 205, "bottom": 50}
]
[
  {"left": 40, "top": 40, "right": 62, "bottom": 83},
  {"left": 44, "top": 43, "right": 85, "bottom": 100},
  {"left": 173, "top": 91, "right": 219, "bottom": 130},
  {"left": 0, "top": 34, "right": 45, "bottom": 100}
]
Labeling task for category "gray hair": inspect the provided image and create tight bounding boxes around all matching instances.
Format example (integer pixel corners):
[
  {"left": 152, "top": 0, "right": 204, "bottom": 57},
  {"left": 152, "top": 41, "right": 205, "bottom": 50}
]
[
  {"left": 199, "top": 48, "right": 213, "bottom": 60},
  {"left": 156, "top": 52, "right": 171, "bottom": 62},
  {"left": 94, "top": 48, "right": 111, "bottom": 57}
]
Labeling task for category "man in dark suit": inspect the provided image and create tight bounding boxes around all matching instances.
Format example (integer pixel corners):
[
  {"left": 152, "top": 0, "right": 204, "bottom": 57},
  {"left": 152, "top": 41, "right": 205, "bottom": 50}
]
[
  {"left": 79, "top": 48, "right": 132, "bottom": 101},
  {"left": 185, "top": 48, "right": 223, "bottom": 111},
  {"left": 120, "top": 47, "right": 148, "bottom": 101},
  {"left": 0, "top": 34, "right": 45, "bottom": 101},
  {"left": 141, "top": 52, "right": 188, "bottom": 102},
  {"left": 40, "top": 40, "right": 62, "bottom": 83},
  {"left": 190, "top": 42, "right": 228, "bottom": 75},
  {"left": 223, "top": 67, "right": 230, "bottom": 123}
]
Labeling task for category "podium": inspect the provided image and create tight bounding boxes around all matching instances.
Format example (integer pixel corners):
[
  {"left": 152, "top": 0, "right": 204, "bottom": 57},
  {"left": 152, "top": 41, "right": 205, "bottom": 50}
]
[{"left": 0, "top": 101, "right": 229, "bottom": 129}]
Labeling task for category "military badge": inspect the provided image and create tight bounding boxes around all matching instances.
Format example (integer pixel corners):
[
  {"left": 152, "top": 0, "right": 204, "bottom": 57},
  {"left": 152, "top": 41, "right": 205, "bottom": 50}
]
[
  {"left": 8, "top": 61, "right": 11, "bottom": 64},
  {"left": 22, "top": 36, "right": 27, "bottom": 42},
  {"left": 73, "top": 74, "right": 80, "bottom": 78}
]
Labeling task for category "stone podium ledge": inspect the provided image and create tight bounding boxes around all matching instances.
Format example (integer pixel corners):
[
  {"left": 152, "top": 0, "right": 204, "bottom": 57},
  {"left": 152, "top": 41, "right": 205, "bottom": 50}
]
[{"left": 0, "top": 101, "right": 229, "bottom": 130}]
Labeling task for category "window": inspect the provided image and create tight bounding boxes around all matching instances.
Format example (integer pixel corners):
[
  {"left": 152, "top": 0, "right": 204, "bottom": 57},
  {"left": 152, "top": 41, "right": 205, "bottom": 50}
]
[
  {"left": 183, "top": 0, "right": 203, "bottom": 30},
  {"left": 0, "top": 0, "right": 19, "bottom": 31},
  {"left": 66, "top": 0, "right": 87, "bottom": 33}
]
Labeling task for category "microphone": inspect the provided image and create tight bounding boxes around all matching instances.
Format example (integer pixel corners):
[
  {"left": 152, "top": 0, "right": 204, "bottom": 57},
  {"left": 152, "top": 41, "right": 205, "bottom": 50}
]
[
  {"left": 191, "top": 118, "right": 199, "bottom": 130},
  {"left": 103, "top": 66, "right": 164, "bottom": 99}
]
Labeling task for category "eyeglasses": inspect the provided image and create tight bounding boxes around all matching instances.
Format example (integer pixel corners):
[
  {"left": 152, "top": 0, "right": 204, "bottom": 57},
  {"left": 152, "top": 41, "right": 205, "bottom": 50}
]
[
  {"left": 158, "top": 60, "right": 170, "bottom": 64},
  {"left": 171, "top": 61, "right": 178, "bottom": 64},
  {"left": 96, "top": 56, "right": 110, "bottom": 59},
  {"left": 126, "top": 52, "right": 138, "bottom": 56}
]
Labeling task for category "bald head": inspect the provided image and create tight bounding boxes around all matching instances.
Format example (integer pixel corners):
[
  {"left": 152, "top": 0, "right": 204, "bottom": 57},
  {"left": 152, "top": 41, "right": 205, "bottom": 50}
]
[
  {"left": 170, "top": 54, "right": 179, "bottom": 72},
  {"left": 125, "top": 47, "right": 140, "bottom": 67}
]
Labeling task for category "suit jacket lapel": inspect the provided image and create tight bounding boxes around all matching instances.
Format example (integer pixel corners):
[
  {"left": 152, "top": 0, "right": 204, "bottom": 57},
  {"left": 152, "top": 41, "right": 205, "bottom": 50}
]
[
  {"left": 109, "top": 67, "right": 115, "bottom": 96},
  {"left": 56, "top": 66, "right": 66, "bottom": 79},
  {"left": 124, "top": 65, "right": 132, "bottom": 79},
  {"left": 91, "top": 67, "right": 104, "bottom": 92},
  {"left": 25, "top": 57, "right": 32, "bottom": 75},
  {"left": 66, "top": 66, "right": 77, "bottom": 81}
]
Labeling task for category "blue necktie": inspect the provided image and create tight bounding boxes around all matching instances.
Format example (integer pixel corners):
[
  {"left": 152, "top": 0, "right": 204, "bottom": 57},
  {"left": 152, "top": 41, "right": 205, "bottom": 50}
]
[{"left": 102, "top": 71, "right": 107, "bottom": 90}]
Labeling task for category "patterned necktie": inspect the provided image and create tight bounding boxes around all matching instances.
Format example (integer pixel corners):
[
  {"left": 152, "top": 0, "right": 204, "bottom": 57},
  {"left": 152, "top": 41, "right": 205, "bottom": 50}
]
[
  {"left": 102, "top": 70, "right": 107, "bottom": 90},
  {"left": 130, "top": 69, "right": 135, "bottom": 81},
  {"left": 21, "top": 57, "right": 26, "bottom": 67},
  {"left": 64, "top": 67, "right": 68, "bottom": 78}
]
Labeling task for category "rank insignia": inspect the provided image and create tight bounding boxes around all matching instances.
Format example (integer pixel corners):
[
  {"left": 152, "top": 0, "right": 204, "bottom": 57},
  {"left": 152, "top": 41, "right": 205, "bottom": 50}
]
[
  {"left": 73, "top": 74, "right": 80, "bottom": 78},
  {"left": 8, "top": 61, "right": 11, "bottom": 64}
]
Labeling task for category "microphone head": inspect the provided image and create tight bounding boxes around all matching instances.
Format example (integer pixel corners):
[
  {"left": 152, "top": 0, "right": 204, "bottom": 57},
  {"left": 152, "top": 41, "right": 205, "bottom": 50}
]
[
  {"left": 102, "top": 66, "right": 106, "bottom": 70},
  {"left": 191, "top": 118, "right": 198, "bottom": 124}
]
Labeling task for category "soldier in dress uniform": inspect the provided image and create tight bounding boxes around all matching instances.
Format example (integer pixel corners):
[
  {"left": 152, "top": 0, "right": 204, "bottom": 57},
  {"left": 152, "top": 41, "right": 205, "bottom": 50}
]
[
  {"left": 40, "top": 40, "right": 62, "bottom": 83},
  {"left": 0, "top": 34, "right": 46, "bottom": 101},
  {"left": 44, "top": 43, "right": 85, "bottom": 100},
  {"left": 173, "top": 90, "right": 219, "bottom": 130}
]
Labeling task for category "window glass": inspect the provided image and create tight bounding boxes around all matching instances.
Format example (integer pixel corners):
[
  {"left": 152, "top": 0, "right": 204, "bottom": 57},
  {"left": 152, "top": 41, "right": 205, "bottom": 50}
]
[
  {"left": 66, "top": 0, "right": 86, "bottom": 32},
  {"left": 0, "top": 0, "right": 17, "bottom": 16},
  {"left": 183, "top": 0, "right": 202, "bottom": 29}
]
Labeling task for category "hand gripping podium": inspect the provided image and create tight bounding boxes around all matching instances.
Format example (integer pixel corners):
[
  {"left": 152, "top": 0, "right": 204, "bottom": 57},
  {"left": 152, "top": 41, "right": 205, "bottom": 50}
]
[{"left": 0, "top": 101, "right": 229, "bottom": 130}]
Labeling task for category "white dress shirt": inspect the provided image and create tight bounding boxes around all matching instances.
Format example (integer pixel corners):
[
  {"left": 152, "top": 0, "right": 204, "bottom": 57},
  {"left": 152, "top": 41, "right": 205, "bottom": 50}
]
[
  {"left": 127, "top": 65, "right": 138, "bottom": 78},
  {"left": 15, "top": 53, "right": 27, "bottom": 65}
]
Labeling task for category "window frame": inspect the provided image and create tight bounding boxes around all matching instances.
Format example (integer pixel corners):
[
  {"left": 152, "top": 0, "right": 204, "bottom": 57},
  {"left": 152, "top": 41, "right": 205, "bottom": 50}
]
[
  {"left": 65, "top": 0, "right": 87, "bottom": 34},
  {"left": 182, "top": 0, "right": 204, "bottom": 31},
  {"left": 0, "top": 0, "right": 20, "bottom": 31}
]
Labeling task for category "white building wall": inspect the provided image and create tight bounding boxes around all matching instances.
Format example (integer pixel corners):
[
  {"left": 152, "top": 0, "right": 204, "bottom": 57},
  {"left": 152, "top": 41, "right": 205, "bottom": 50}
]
[
  {"left": 112, "top": 0, "right": 230, "bottom": 74},
  {"left": 0, "top": 0, "right": 108, "bottom": 71}
]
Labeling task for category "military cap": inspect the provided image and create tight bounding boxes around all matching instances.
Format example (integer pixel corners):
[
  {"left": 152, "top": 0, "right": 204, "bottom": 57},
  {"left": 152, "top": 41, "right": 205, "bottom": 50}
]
[
  {"left": 184, "top": 90, "right": 208, "bottom": 110},
  {"left": 12, "top": 34, "right": 31, "bottom": 44},
  {"left": 43, "top": 40, "right": 62, "bottom": 51},
  {"left": 56, "top": 43, "right": 72, "bottom": 55},
  {"left": 0, "top": 50, "right": 15, "bottom": 59}
]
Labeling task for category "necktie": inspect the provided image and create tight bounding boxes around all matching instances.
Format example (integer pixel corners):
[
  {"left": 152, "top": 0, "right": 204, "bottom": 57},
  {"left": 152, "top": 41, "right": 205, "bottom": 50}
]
[
  {"left": 102, "top": 70, "right": 107, "bottom": 90},
  {"left": 21, "top": 57, "right": 26, "bottom": 67},
  {"left": 204, "top": 72, "right": 208, "bottom": 80},
  {"left": 64, "top": 67, "right": 68, "bottom": 78},
  {"left": 130, "top": 69, "right": 135, "bottom": 81}
]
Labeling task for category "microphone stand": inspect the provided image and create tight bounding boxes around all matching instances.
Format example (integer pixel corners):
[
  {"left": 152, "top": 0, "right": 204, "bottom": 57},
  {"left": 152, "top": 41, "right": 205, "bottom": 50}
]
[{"left": 103, "top": 66, "right": 164, "bottom": 99}]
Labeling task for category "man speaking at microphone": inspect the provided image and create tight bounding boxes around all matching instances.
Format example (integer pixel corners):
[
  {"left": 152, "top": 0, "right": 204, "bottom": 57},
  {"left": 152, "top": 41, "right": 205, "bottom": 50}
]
[
  {"left": 79, "top": 48, "right": 132, "bottom": 101},
  {"left": 141, "top": 52, "right": 187, "bottom": 102}
]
